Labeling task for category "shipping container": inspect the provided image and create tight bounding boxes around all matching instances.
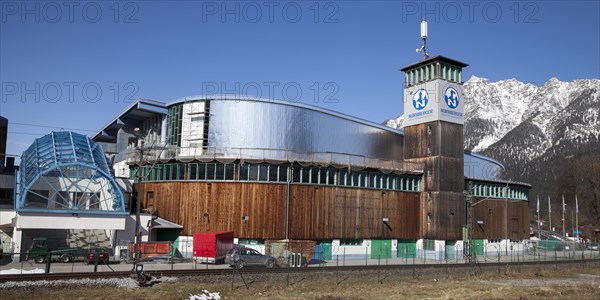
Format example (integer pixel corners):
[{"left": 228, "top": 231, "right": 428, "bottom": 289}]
[{"left": 193, "top": 231, "right": 234, "bottom": 263}]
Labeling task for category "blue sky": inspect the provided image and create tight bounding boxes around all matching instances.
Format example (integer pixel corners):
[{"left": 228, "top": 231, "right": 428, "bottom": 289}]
[{"left": 1, "top": 1, "right": 599, "bottom": 158}]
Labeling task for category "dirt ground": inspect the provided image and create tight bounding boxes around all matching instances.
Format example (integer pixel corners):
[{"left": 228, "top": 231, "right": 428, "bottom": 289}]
[{"left": 1, "top": 266, "right": 599, "bottom": 299}]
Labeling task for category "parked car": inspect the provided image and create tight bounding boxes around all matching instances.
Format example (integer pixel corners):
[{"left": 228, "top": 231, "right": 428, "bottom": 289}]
[
  {"left": 587, "top": 243, "right": 599, "bottom": 251},
  {"left": 86, "top": 250, "right": 110, "bottom": 264},
  {"left": 225, "top": 246, "right": 277, "bottom": 269}
]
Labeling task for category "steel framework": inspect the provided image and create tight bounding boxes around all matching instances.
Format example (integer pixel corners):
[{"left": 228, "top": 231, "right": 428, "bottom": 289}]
[{"left": 16, "top": 131, "right": 125, "bottom": 214}]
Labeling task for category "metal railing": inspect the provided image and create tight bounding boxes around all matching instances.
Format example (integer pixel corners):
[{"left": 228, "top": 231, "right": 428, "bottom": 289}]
[{"left": 124, "top": 146, "right": 424, "bottom": 174}]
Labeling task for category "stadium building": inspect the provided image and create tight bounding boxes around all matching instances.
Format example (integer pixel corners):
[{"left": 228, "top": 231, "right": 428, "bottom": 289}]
[{"left": 1, "top": 55, "right": 531, "bottom": 261}]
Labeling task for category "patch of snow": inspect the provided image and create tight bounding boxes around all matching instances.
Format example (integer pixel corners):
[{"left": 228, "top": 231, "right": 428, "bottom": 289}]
[
  {"left": 189, "top": 290, "right": 221, "bottom": 300},
  {"left": 0, "top": 268, "right": 45, "bottom": 275}
]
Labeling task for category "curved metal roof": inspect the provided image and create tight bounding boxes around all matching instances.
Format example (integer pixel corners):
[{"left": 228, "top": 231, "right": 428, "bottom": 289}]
[
  {"left": 167, "top": 95, "right": 405, "bottom": 136},
  {"left": 18, "top": 131, "right": 125, "bottom": 214},
  {"left": 464, "top": 150, "right": 505, "bottom": 170}
]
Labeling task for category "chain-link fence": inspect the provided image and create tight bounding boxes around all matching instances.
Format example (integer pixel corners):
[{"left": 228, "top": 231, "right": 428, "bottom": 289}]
[{"left": 1, "top": 240, "right": 599, "bottom": 275}]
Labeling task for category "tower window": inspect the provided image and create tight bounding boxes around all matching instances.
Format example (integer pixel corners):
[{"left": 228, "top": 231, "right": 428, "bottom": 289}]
[
  {"left": 146, "top": 191, "right": 154, "bottom": 208},
  {"left": 426, "top": 146, "right": 432, "bottom": 155},
  {"left": 427, "top": 124, "right": 432, "bottom": 134}
]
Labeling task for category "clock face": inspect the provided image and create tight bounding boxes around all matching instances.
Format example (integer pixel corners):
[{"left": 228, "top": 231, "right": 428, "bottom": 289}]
[
  {"left": 444, "top": 87, "right": 459, "bottom": 109},
  {"left": 412, "top": 89, "right": 429, "bottom": 110}
]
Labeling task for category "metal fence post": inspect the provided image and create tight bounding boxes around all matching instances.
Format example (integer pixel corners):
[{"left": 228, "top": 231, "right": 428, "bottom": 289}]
[
  {"left": 45, "top": 253, "right": 51, "bottom": 274},
  {"left": 336, "top": 255, "right": 339, "bottom": 285},
  {"left": 365, "top": 247, "right": 368, "bottom": 266},
  {"left": 569, "top": 252, "right": 572, "bottom": 270},
  {"left": 343, "top": 248, "right": 346, "bottom": 266},
  {"left": 94, "top": 250, "right": 99, "bottom": 272},
  {"left": 497, "top": 252, "right": 500, "bottom": 274},
  {"left": 231, "top": 266, "right": 235, "bottom": 291},
  {"left": 445, "top": 253, "right": 448, "bottom": 277},
  {"left": 286, "top": 253, "right": 290, "bottom": 287},
  {"left": 412, "top": 253, "right": 416, "bottom": 279},
  {"left": 377, "top": 255, "right": 381, "bottom": 283}
]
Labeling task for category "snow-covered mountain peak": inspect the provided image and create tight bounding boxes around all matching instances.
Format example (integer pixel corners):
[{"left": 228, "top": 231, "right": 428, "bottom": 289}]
[
  {"left": 384, "top": 77, "right": 600, "bottom": 158},
  {"left": 466, "top": 75, "right": 489, "bottom": 83}
]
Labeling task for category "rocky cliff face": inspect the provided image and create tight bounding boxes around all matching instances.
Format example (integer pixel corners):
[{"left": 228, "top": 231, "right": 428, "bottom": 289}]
[{"left": 385, "top": 77, "right": 600, "bottom": 223}]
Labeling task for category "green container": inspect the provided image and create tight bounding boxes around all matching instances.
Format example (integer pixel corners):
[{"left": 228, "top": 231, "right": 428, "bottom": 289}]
[
  {"left": 397, "top": 240, "right": 416, "bottom": 258},
  {"left": 472, "top": 239, "right": 484, "bottom": 256},
  {"left": 321, "top": 242, "right": 333, "bottom": 260},
  {"left": 445, "top": 241, "right": 456, "bottom": 259},
  {"left": 371, "top": 240, "right": 392, "bottom": 259},
  {"left": 539, "top": 239, "right": 563, "bottom": 251}
]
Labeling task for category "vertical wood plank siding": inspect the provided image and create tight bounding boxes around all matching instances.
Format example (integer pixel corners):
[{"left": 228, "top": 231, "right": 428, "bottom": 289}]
[
  {"left": 139, "top": 182, "right": 286, "bottom": 237},
  {"left": 422, "top": 192, "right": 465, "bottom": 240},
  {"left": 403, "top": 121, "right": 464, "bottom": 159},
  {"left": 472, "top": 199, "right": 530, "bottom": 240},
  {"left": 138, "top": 182, "right": 420, "bottom": 239},
  {"left": 289, "top": 185, "right": 421, "bottom": 240}
]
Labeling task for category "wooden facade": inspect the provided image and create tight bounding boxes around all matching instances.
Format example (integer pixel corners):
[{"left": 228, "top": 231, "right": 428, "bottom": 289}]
[
  {"left": 471, "top": 199, "right": 530, "bottom": 240},
  {"left": 137, "top": 182, "right": 287, "bottom": 238},
  {"left": 421, "top": 191, "right": 465, "bottom": 240},
  {"left": 137, "top": 182, "right": 421, "bottom": 239},
  {"left": 403, "top": 121, "right": 464, "bottom": 159},
  {"left": 408, "top": 156, "right": 463, "bottom": 192},
  {"left": 404, "top": 121, "right": 464, "bottom": 240},
  {"left": 289, "top": 185, "right": 421, "bottom": 240}
]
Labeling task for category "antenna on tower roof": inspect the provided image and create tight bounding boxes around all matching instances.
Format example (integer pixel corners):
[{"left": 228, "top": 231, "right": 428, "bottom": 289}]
[{"left": 415, "top": 20, "right": 429, "bottom": 60}]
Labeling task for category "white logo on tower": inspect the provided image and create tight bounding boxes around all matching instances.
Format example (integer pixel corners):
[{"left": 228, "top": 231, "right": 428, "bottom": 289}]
[
  {"left": 412, "top": 89, "right": 429, "bottom": 110},
  {"left": 444, "top": 87, "right": 459, "bottom": 109}
]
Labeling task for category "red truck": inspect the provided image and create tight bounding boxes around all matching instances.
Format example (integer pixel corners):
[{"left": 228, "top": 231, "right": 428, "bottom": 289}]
[{"left": 193, "top": 231, "right": 234, "bottom": 264}]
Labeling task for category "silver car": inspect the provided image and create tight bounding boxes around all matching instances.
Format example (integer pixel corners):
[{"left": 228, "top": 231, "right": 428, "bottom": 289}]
[{"left": 225, "top": 246, "right": 277, "bottom": 269}]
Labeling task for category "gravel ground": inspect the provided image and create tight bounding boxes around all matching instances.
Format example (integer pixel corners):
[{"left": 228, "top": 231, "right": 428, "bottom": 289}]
[{"left": 0, "top": 276, "right": 178, "bottom": 290}]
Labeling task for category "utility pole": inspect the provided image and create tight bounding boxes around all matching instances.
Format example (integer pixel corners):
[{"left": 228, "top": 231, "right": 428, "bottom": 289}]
[
  {"left": 505, "top": 183, "right": 508, "bottom": 256},
  {"left": 576, "top": 194, "right": 579, "bottom": 240},
  {"left": 465, "top": 182, "right": 475, "bottom": 264},
  {"left": 562, "top": 194, "right": 565, "bottom": 238},
  {"left": 133, "top": 128, "right": 144, "bottom": 268},
  {"left": 548, "top": 195, "right": 552, "bottom": 232},
  {"left": 537, "top": 195, "right": 540, "bottom": 237}
]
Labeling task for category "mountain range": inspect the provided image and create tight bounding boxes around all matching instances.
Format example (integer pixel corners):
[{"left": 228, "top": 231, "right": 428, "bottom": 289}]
[{"left": 385, "top": 76, "right": 600, "bottom": 224}]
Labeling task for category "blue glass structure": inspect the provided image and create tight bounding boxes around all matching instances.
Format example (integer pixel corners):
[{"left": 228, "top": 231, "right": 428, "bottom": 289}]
[{"left": 16, "top": 131, "right": 125, "bottom": 214}]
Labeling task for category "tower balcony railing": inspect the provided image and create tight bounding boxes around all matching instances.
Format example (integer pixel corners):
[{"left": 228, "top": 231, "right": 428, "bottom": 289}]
[{"left": 124, "top": 145, "right": 424, "bottom": 175}]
